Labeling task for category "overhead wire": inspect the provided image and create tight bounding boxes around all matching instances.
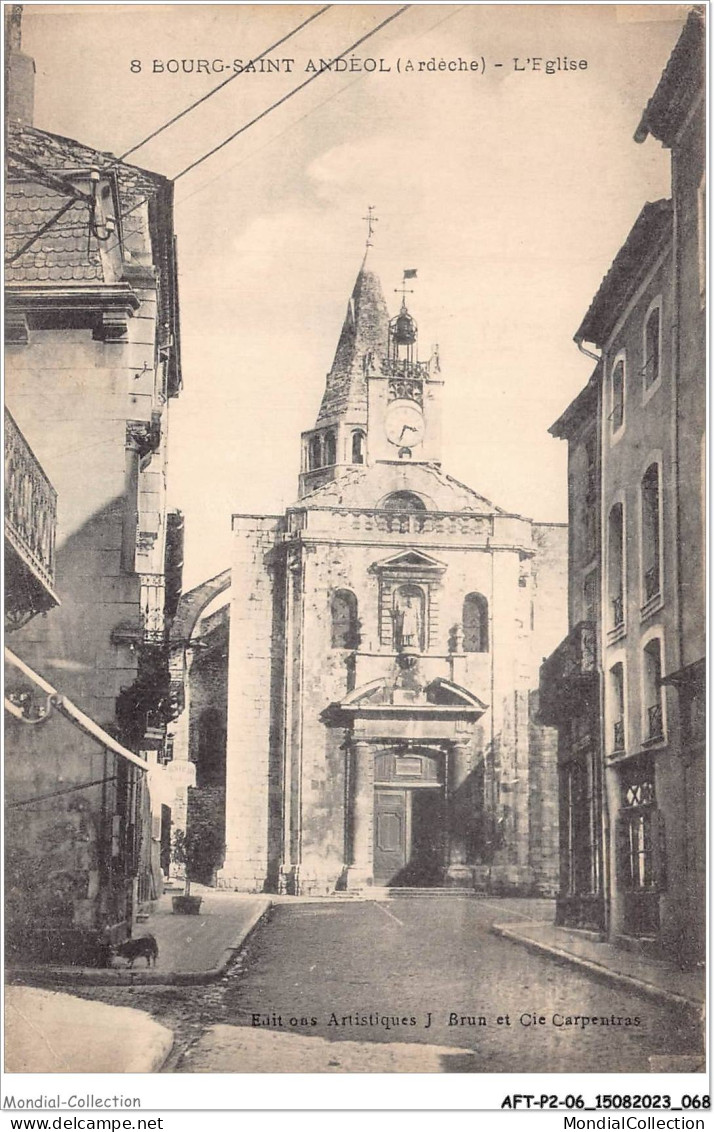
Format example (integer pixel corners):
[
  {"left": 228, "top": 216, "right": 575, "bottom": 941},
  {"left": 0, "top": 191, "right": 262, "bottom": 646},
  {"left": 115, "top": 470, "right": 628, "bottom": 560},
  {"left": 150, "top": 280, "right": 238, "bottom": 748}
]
[
  {"left": 97, "top": 3, "right": 411, "bottom": 261},
  {"left": 172, "top": 5, "right": 410, "bottom": 183},
  {"left": 6, "top": 198, "right": 85, "bottom": 266},
  {"left": 5, "top": 5, "right": 334, "bottom": 264},
  {"left": 8, "top": 5, "right": 413, "bottom": 269},
  {"left": 117, "top": 5, "right": 332, "bottom": 163},
  {"left": 175, "top": 3, "right": 466, "bottom": 214}
]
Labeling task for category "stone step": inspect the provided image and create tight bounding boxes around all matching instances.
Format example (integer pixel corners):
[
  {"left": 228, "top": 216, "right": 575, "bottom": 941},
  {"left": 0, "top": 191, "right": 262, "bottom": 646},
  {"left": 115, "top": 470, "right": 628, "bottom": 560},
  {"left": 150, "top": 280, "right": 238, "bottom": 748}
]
[{"left": 374, "top": 886, "right": 475, "bottom": 898}]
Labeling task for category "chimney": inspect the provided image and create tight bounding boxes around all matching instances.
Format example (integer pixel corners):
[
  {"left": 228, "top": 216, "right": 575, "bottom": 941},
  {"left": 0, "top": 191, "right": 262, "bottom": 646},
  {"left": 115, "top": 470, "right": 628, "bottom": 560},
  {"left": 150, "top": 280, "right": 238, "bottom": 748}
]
[{"left": 5, "top": 5, "right": 35, "bottom": 125}]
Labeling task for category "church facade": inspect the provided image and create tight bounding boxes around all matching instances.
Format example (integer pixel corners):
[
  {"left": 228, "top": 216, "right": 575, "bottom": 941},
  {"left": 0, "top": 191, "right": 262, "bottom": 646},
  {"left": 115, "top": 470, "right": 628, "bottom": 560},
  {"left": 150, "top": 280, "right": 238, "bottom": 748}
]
[{"left": 220, "top": 252, "right": 567, "bottom": 896}]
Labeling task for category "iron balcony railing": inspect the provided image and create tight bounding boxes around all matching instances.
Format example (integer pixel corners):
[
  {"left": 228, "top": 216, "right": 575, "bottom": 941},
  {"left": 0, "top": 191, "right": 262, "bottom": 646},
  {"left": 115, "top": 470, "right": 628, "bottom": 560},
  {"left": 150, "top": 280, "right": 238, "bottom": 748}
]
[
  {"left": 5, "top": 408, "right": 57, "bottom": 594},
  {"left": 613, "top": 718, "right": 625, "bottom": 752},
  {"left": 611, "top": 593, "right": 624, "bottom": 629},
  {"left": 647, "top": 703, "right": 664, "bottom": 742},
  {"left": 538, "top": 621, "right": 597, "bottom": 725},
  {"left": 381, "top": 357, "right": 431, "bottom": 381},
  {"left": 644, "top": 565, "right": 660, "bottom": 603}
]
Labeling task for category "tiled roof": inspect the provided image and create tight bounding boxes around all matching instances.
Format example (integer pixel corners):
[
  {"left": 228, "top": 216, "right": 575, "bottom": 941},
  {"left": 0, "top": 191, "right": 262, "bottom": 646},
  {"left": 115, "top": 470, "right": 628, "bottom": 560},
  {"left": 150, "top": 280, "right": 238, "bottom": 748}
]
[
  {"left": 317, "top": 254, "right": 390, "bottom": 424},
  {"left": 6, "top": 181, "right": 103, "bottom": 283},
  {"left": 575, "top": 199, "right": 672, "bottom": 348},
  {"left": 635, "top": 8, "right": 705, "bottom": 146},
  {"left": 549, "top": 365, "right": 601, "bottom": 441},
  {"left": 6, "top": 123, "right": 170, "bottom": 286}
]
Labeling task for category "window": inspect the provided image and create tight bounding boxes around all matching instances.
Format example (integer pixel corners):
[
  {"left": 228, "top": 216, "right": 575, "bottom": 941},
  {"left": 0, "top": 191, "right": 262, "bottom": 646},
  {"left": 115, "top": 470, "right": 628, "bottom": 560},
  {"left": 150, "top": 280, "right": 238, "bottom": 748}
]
[
  {"left": 643, "top": 638, "right": 664, "bottom": 742},
  {"left": 197, "top": 707, "right": 226, "bottom": 788},
  {"left": 609, "top": 662, "right": 625, "bottom": 753},
  {"left": 331, "top": 590, "right": 359, "bottom": 649},
  {"left": 641, "top": 463, "right": 661, "bottom": 604},
  {"left": 323, "top": 430, "right": 337, "bottom": 466},
  {"left": 562, "top": 754, "right": 600, "bottom": 898},
  {"left": 382, "top": 491, "right": 426, "bottom": 511},
  {"left": 607, "top": 503, "right": 624, "bottom": 631},
  {"left": 351, "top": 430, "right": 365, "bottom": 464},
  {"left": 610, "top": 356, "right": 625, "bottom": 434},
  {"left": 643, "top": 303, "right": 661, "bottom": 391},
  {"left": 462, "top": 592, "right": 489, "bottom": 652},
  {"left": 619, "top": 775, "right": 656, "bottom": 889},
  {"left": 582, "top": 438, "right": 598, "bottom": 560},
  {"left": 309, "top": 434, "right": 322, "bottom": 470},
  {"left": 616, "top": 760, "right": 665, "bottom": 904}
]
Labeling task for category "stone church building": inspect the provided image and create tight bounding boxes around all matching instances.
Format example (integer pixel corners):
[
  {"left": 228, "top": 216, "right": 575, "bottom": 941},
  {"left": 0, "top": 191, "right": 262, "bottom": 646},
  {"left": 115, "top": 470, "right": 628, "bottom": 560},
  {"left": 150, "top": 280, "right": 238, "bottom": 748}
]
[{"left": 218, "top": 250, "right": 567, "bottom": 896}]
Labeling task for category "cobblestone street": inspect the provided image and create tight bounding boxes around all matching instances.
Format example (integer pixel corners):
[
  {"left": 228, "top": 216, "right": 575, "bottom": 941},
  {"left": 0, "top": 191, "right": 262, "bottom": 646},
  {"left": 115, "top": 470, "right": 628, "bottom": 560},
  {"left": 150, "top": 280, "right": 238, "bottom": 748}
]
[{"left": 63, "top": 897, "right": 703, "bottom": 1073}]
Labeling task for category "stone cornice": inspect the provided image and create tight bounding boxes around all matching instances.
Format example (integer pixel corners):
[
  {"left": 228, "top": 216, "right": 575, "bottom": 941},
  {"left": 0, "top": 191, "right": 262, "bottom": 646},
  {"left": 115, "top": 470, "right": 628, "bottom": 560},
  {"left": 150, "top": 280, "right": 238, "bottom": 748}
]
[{"left": 6, "top": 283, "right": 141, "bottom": 341}]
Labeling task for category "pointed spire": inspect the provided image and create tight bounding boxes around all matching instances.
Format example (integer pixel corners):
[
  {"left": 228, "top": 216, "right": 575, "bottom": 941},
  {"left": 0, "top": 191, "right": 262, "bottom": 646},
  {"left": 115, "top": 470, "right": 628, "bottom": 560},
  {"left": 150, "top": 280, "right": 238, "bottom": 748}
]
[{"left": 316, "top": 252, "right": 390, "bottom": 424}]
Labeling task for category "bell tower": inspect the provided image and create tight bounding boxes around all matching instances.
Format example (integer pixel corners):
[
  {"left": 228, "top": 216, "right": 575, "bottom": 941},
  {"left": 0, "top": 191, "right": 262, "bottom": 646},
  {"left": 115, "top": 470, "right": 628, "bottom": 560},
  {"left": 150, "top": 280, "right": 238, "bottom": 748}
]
[
  {"left": 366, "top": 277, "right": 444, "bottom": 468},
  {"left": 298, "top": 214, "right": 444, "bottom": 497}
]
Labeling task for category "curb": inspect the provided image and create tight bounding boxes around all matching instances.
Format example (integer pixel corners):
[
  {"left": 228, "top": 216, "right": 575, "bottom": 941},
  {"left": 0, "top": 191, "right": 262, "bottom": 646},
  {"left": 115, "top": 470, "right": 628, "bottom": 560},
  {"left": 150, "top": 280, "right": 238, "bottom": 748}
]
[
  {"left": 7, "top": 901, "right": 272, "bottom": 989},
  {"left": 4, "top": 985, "right": 175, "bottom": 1074},
  {"left": 491, "top": 923, "right": 704, "bottom": 1016}
]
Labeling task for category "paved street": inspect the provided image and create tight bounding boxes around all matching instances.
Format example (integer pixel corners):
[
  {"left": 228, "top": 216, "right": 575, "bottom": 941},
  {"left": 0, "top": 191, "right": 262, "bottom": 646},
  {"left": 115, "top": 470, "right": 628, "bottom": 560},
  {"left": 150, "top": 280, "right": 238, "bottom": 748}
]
[
  {"left": 60, "top": 896, "right": 703, "bottom": 1073},
  {"left": 216, "top": 896, "right": 702, "bottom": 1073}
]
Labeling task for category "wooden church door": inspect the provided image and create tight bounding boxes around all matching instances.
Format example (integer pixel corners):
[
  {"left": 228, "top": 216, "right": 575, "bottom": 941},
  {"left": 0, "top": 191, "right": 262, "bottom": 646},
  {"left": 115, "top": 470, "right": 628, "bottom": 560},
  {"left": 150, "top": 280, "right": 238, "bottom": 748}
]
[{"left": 373, "top": 790, "right": 407, "bottom": 883}]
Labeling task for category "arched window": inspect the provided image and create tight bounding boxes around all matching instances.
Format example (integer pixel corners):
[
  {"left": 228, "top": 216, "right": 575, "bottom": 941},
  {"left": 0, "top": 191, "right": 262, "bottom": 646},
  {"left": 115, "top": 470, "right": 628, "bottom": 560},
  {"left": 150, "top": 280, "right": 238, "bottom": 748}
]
[
  {"left": 608, "top": 503, "right": 624, "bottom": 630},
  {"left": 331, "top": 589, "right": 359, "bottom": 648},
  {"left": 323, "top": 430, "right": 337, "bottom": 466},
  {"left": 382, "top": 491, "right": 426, "bottom": 511},
  {"left": 643, "top": 304, "right": 661, "bottom": 391},
  {"left": 351, "top": 430, "right": 365, "bottom": 464},
  {"left": 611, "top": 357, "right": 625, "bottom": 434},
  {"left": 463, "top": 592, "right": 488, "bottom": 652},
  {"left": 309, "top": 434, "right": 322, "bottom": 470},
  {"left": 643, "top": 638, "right": 664, "bottom": 742},
  {"left": 641, "top": 464, "right": 661, "bottom": 603}
]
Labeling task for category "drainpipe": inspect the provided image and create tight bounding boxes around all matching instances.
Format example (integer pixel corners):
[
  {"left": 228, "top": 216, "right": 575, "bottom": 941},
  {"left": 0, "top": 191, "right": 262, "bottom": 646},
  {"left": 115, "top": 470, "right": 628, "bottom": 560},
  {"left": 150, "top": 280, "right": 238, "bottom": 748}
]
[
  {"left": 670, "top": 154, "right": 689, "bottom": 933},
  {"left": 575, "top": 337, "right": 601, "bottom": 365},
  {"left": 575, "top": 335, "right": 610, "bottom": 937}
]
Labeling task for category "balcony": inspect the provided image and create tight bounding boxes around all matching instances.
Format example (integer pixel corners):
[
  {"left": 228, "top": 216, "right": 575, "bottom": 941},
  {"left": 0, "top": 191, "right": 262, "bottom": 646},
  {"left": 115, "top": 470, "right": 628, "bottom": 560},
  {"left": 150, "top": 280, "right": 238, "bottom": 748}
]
[
  {"left": 164, "top": 509, "right": 184, "bottom": 620},
  {"left": 611, "top": 594, "right": 624, "bottom": 628},
  {"left": 645, "top": 703, "right": 664, "bottom": 743},
  {"left": 538, "top": 621, "right": 597, "bottom": 726},
  {"left": 613, "top": 718, "right": 625, "bottom": 753},
  {"left": 5, "top": 409, "right": 59, "bottom": 630},
  {"left": 643, "top": 566, "right": 660, "bottom": 603}
]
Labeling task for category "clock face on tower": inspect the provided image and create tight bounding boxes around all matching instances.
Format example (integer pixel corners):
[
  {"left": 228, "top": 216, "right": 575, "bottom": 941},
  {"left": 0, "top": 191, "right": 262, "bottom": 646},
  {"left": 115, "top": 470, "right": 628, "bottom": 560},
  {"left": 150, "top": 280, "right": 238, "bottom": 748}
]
[{"left": 385, "top": 399, "right": 425, "bottom": 449}]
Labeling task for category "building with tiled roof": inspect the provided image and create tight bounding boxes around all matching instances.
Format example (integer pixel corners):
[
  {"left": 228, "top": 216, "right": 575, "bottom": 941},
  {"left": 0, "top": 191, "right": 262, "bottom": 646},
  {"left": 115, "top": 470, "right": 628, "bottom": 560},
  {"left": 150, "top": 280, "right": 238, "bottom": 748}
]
[
  {"left": 5, "top": 28, "right": 185, "bottom": 964},
  {"left": 541, "top": 8, "right": 705, "bottom": 966}
]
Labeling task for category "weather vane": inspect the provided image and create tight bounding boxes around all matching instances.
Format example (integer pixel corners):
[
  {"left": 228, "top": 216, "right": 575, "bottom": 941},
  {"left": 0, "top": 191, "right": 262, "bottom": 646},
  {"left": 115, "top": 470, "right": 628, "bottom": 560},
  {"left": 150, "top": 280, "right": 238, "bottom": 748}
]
[
  {"left": 394, "top": 268, "right": 417, "bottom": 304},
  {"left": 362, "top": 205, "right": 379, "bottom": 247}
]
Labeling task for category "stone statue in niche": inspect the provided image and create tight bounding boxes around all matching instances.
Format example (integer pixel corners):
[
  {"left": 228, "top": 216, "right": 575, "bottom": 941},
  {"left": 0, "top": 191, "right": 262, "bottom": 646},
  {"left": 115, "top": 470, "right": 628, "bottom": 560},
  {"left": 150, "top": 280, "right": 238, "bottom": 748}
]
[{"left": 393, "top": 585, "right": 424, "bottom": 652}]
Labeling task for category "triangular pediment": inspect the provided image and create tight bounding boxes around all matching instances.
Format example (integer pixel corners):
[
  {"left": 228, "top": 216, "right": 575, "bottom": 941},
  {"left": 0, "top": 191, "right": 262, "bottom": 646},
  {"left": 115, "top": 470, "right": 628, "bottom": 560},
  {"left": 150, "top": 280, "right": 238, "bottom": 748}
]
[{"left": 371, "top": 549, "right": 446, "bottom": 573}]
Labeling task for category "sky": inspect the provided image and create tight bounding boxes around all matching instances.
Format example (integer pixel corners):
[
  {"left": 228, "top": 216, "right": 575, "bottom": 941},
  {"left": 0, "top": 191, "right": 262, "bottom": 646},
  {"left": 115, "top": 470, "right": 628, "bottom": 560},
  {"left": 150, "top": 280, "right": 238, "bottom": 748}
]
[{"left": 22, "top": 2, "right": 686, "bottom": 589}]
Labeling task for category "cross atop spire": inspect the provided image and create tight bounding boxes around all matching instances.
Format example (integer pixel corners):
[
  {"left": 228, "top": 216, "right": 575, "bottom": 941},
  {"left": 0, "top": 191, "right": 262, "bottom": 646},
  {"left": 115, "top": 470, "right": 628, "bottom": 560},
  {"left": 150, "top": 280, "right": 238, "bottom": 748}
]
[{"left": 362, "top": 204, "right": 379, "bottom": 247}]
